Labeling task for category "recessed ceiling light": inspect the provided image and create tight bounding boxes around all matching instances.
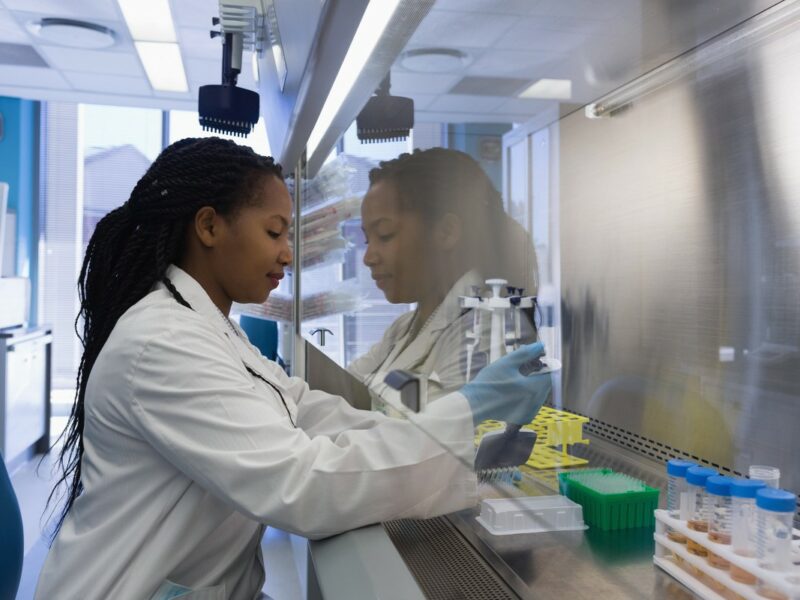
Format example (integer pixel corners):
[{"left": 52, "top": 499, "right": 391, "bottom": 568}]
[
  {"left": 519, "top": 78, "right": 572, "bottom": 100},
  {"left": 400, "top": 48, "right": 470, "bottom": 73},
  {"left": 27, "top": 18, "right": 116, "bottom": 49}
]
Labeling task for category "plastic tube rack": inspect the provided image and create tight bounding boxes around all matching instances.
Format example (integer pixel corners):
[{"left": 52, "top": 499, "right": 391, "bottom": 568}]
[{"left": 653, "top": 509, "right": 800, "bottom": 600}]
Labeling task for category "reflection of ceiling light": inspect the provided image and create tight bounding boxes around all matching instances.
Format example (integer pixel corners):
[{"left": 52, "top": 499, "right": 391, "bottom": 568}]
[
  {"left": 400, "top": 48, "right": 470, "bottom": 73},
  {"left": 307, "top": 0, "right": 401, "bottom": 158},
  {"left": 27, "top": 18, "right": 116, "bottom": 49},
  {"left": 519, "top": 78, "right": 572, "bottom": 100}
]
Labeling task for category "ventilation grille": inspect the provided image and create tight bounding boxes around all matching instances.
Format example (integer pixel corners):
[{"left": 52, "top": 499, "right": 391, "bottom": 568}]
[
  {"left": 384, "top": 517, "right": 518, "bottom": 600},
  {"left": 0, "top": 43, "right": 48, "bottom": 67},
  {"left": 448, "top": 76, "right": 529, "bottom": 96}
]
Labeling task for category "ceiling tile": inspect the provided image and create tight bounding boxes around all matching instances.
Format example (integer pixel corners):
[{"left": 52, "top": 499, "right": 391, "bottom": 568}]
[
  {"left": 496, "top": 20, "right": 589, "bottom": 52},
  {"left": 431, "top": 0, "right": 542, "bottom": 15},
  {"left": 0, "top": 63, "right": 69, "bottom": 88},
  {"left": 171, "top": 0, "right": 218, "bottom": 30},
  {"left": 0, "top": 8, "right": 29, "bottom": 44},
  {"left": 37, "top": 46, "right": 143, "bottom": 76},
  {"left": 409, "top": 10, "right": 517, "bottom": 49},
  {"left": 426, "top": 93, "right": 505, "bottom": 113},
  {"left": 496, "top": 97, "right": 555, "bottom": 115},
  {"left": 389, "top": 71, "right": 462, "bottom": 95},
  {"left": 409, "top": 93, "right": 437, "bottom": 111},
  {"left": 63, "top": 70, "right": 151, "bottom": 94},
  {"left": 3, "top": 0, "right": 121, "bottom": 21},
  {"left": 467, "top": 49, "right": 558, "bottom": 78},
  {"left": 178, "top": 27, "right": 219, "bottom": 60},
  {"left": 532, "top": 0, "right": 633, "bottom": 20}
]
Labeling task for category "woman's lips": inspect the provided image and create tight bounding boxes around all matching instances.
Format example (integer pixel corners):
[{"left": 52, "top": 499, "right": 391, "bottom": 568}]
[{"left": 268, "top": 273, "right": 284, "bottom": 287}]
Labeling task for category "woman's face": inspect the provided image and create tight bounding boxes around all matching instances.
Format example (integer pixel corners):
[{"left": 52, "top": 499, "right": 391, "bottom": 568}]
[
  {"left": 211, "top": 174, "right": 293, "bottom": 304},
  {"left": 361, "top": 180, "right": 434, "bottom": 304}
]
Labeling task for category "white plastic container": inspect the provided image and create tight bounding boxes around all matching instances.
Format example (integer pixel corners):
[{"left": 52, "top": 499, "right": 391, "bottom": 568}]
[
  {"left": 749, "top": 465, "right": 780, "bottom": 489},
  {"left": 705, "top": 475, "right": 735, "bottom": 570},
  {"left": 667, "top": 459, "right": 697, "bottom": 519},
  {"left": 666, "top": 459, "right": 696, "bottom": 543},
  {"left": 476, "top": 495, "right": 588, "bottom": 536},
  {"left": 685, "top": 466, "right": 718, "bottom": 533},
  {"left": 755, "top": 488, "right": 796, "bottom": 571},
  {"left": 730, "top": 478, "right": 767, "bottom": 584}
]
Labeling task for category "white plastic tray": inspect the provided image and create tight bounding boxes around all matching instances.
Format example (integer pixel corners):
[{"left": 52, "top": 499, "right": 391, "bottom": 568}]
[
  {"left": 653, "top": 509, "right": 800, "bottom": 600},
  {"left": 476, "top": 495, "right": 588, "bottom": 536}
]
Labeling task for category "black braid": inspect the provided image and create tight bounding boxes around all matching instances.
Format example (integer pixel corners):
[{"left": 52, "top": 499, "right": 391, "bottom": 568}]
[{"left": 46, "top": 137, "right": 284, "bottom": 539}]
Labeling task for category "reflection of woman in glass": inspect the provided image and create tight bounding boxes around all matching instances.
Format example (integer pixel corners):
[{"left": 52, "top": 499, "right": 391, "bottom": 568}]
[{"left": 349, "top": 148, "right": 537, "bottom": 407}]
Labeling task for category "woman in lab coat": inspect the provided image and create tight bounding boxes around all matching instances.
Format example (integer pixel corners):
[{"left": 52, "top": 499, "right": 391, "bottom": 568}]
[
  {"left": 36, "top": 137, "right": 547, "bottom": 600},
  {"left": 350, "top": 148, "right": 539, "bottom": 407}
]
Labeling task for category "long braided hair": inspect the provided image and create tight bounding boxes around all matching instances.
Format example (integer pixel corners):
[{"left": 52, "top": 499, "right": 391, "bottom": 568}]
[{"left": 47, "top": 137, "right": 284, "bottom": 537}]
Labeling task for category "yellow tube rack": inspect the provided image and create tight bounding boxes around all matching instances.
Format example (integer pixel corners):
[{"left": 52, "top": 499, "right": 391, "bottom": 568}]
[{"left": 476, "top": 406, "right": 590, "bottom": 470}]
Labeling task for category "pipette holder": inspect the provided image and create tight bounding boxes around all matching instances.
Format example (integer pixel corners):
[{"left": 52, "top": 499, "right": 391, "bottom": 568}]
[{"left": 461, "top": 278, "right": 536, "bottom": 379}]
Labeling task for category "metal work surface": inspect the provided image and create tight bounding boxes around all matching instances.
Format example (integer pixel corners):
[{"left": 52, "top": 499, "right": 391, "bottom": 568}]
[
  {"left": 383, "top": 517, "right": 518, "bottom": 600},
  {"left": 440, "top": 436, "right": 698, "bottom": 600}
]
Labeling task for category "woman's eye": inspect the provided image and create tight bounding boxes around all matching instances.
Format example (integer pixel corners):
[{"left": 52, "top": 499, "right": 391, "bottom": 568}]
[
  {"left": 378, "top": 233, "right": 395, "bottom": 242},
  {"left": 268, "top": 231, "right": 281, "bottom": 239}
]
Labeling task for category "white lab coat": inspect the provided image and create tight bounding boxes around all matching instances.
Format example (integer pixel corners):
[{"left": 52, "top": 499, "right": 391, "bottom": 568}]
[
  {"left": 349, "top": 271, "right": 485, "bottom": 406},
  {"left": 349, "top": 270, "right": 535, "bottom": 407},
  {"left": 35, "top": 265, "right": 477, "bottom": 600}
]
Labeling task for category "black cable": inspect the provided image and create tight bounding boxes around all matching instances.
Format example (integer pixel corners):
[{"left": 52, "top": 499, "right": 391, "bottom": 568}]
[{"left": 163, "top": 277, "right": 296, "bottom": 427}]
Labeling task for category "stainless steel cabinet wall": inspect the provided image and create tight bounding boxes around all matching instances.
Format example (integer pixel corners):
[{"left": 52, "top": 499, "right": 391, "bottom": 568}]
[{"left": 0, "top": 327, "right": 52, "bottom": 470}]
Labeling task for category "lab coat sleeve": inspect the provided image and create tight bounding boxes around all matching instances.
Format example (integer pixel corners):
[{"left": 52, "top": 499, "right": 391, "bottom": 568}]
[{"left": 127, "top": 313, "right": 477, "bottom": 540}]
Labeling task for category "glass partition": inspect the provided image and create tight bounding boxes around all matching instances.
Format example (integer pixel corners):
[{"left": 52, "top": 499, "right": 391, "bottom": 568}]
[{"left": 293, "top": 1, "right": 800, "bottom": 596}]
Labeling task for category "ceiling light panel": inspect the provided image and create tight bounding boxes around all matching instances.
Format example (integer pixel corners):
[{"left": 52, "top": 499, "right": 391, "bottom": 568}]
[
  {"left": 135, "top": 41, "right": 187, "bottom": 92},
  {"left": 519, "top": 78, "right": 572, "bottom": 100},
  {"left": 118, "top": 0, "right": 177, "bottom": 42}
]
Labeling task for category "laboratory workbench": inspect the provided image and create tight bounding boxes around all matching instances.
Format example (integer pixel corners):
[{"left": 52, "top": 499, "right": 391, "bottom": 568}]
[{"left": 307, "top": 435, "right": 700, "bottom": 600}]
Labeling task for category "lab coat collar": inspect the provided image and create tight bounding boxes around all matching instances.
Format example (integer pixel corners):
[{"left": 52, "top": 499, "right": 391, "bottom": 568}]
[
  {"left": 424, "top": 269, "right": 484, "bottom": 334},
  {"left": 157, "top": 264, "right": 235, "bottom": 340},
  {"left": 384, "top": 269, "right": 483, "bottom": 374}
]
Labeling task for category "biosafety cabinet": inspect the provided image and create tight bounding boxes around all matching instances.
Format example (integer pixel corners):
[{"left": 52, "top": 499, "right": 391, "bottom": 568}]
[{"left": 234, "top": 1, "right": 800, "bottom": 597}]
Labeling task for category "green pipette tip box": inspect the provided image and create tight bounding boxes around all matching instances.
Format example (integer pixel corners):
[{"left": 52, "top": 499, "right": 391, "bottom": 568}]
[{"left": 558, "top": 469, "right": 660, "bottom": 531}]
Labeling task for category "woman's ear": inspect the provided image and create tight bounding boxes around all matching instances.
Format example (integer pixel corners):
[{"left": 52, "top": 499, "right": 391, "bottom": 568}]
[
  {"left": 435, "top": 212, "right": 463, "bottom": 251},
  {"left": 193, "top": 206, "right": 221, "bottom": 248}
]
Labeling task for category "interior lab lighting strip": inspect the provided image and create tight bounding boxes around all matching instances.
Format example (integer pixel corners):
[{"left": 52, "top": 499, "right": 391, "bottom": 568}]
[
  {"left": 585, "top": 0, "right": 800, "bottom": 118},
  {"left": 119, "top": 0, "right": 188, "bottom": 92},
  {"left": 306, "top": 0, "right": 402, "bottom": 157}
]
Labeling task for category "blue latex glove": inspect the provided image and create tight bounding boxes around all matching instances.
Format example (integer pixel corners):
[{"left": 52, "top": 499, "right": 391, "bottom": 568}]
[{"left": 461, "top": 342, "right": 553, "bottom": 427}]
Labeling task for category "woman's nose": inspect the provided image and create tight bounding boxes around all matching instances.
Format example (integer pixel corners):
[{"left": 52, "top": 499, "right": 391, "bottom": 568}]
[
  {"left": 363, "top": 244, "right": 379, "bottom": 267},
  {"left": 280, "top": 244, "right": 293, "bottom": 266}
]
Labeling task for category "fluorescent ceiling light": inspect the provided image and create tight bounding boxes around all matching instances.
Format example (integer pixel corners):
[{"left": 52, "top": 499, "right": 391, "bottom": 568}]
[
  {"left": 118, "top": 0, "right": 177, "bottom": 42},
  {"left": 519, "top": 78, "right": 572, "bottom": 100},
  {"left": 135, "top": 42, "right": 188, "bottom": 92},
  {"left": 307, "top": 0, "right": 401, "bottom": 157}
]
